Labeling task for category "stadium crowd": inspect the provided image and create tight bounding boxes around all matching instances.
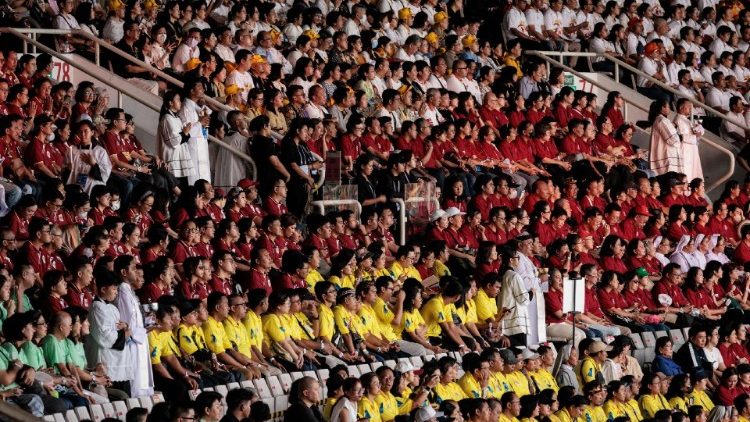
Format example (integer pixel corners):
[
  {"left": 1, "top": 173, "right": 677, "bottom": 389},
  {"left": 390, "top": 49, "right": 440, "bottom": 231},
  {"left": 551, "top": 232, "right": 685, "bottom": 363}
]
[{"left": 0, "top": 0, "right": 750, "bottom": 420}]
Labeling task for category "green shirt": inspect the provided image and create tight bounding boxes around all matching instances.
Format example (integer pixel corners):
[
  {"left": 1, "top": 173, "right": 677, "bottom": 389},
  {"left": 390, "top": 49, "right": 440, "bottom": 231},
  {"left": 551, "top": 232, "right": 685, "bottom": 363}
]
[
  {"left": 41, "top": 335, "right": 69, "bottom": 374},
  {"left": 10, "top": 293, "right": 32, "bottom": 313},
  {"left": 20, "top": 341, "right": 46, "bottom": 371},
  {"left": 65, "top": 339, "right": 87, "bottom": 369},
  {"left": 0, "top": 343, "right": 19, "bottom": 391}
]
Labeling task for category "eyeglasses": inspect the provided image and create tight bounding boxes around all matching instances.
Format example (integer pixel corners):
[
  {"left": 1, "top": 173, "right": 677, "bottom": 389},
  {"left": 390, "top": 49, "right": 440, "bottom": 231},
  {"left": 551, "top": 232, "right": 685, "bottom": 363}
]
[{"left": 231, "top": 302, "right": 247, "bottom": 307}]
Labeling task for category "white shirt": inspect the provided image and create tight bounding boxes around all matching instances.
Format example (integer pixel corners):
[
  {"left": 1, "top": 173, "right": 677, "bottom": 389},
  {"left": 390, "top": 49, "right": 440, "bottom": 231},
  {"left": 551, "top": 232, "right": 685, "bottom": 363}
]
[
  {"left": 544, "top": 9, "right": 566, "bottom": 38},
  {"left": 172, "top": 44, "right": 200, "bottom": 73},
  {"left": 706, "top": 87, "right": 731, "bottom": 110},
  {"left": 723, "top": 110, "right": 749, "bottom": 137},
  {"left": 102, "top": 17, "right": 124, "bottom": 44},
  {"left": 53, "top": 13, "right": 81, "bottom": 53},
  {"left": 589, "top": 37, "right": 615, "bottom": 62},
  {"left": 446, "top": 74, "right": 470, "bottom": 93},
  {"left": 226, "top": 69, "right": 255, "bottom": 102},
  {"left": 525, "top": 8, "right": 545, "bottom": 36},
  {"left": 215, "top": 44, "right": 236, "bottom": 63},
  {"left": 637, "top": 57, "right": 661, "bottom": 87},
  {"left": 504, "top": 7, "right": 529, "bottom": 41},
  {"left": 666, "top": 61, "right": 686, "bottom": 86},
  {"left": 627, "top": 33, "right": 647, "bottom": 56},
  {"left": 710, "top": 39, "right": 735, "bottom": 59}
]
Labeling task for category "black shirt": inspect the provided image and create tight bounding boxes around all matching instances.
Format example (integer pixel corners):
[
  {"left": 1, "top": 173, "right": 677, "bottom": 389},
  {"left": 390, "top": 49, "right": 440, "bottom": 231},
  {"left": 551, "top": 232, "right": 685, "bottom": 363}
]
[{"left": 284, "top": 402, "right": 324, "bottom": 422}]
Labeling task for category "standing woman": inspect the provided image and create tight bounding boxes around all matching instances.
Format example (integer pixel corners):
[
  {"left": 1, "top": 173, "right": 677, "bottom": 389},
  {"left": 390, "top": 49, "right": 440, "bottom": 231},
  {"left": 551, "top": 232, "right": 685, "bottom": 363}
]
[
  {"left": 158, "top": 90, "right": 194, "bottom": 188},
  {"left": 280, "top": 118, "right": 323, "bottom": 218},
  {"left": 646, "top": 100, "right": 682, "bottom": 176}
]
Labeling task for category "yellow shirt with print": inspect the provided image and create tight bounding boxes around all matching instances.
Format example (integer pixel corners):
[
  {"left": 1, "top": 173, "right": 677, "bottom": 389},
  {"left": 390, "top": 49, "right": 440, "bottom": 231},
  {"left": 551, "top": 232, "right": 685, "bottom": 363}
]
[
  {"left": 421, "top": 295, "right": 450, "bottom": 338},
  {"left": 433, "top": 381, "right": 467, "bottom": 403},
  {"left": 242, "top": 310, "right": 263, "bottom": 350},
  {"left": 359, "top": 303, "right": 386, "bottom": 339},
  {"left": 578, "top": 357, "right": 601, "bottom": 386},
  {"left": 670, "top": 396, "right": 688, "bottom": 413},
  {"left": 318, "top": 303, "right": 335, "bottom": 341},
  {"left": 376, "top": 390, "right": 399, "bottom": 422},
  {"left": 489, "top": 371, "right": 511, "bottom": 398},
  {"left": 293, "top": 312, "right": 315, "bottom": 341},
  {"left": 283, "top": 314, "right": 304, "bottom": 341},
  {"left": 334, "top": 305, "right": 362, "bottom": 336},
  {"left": 389, "top": 261, "right": 422, "bottom": 282},
  {"left": 639, "top": 394, "right": 671, "bottom": 419},
  {"left": 177, "top": 323, "right": 207, "bottom": 356},
  {"left": 262, "top": 313, "right": 291, "bottom": 347},
  {"left": 434, "top": 260, "right": 451, "bottom": 277},
  {"left": 530, "top": 368, "right": 559, "bottom": 392},
  {"left": 687, "top": 389, "right": 714, "bottom": 411},
  {"left": 306, "top": 269, "right": 324, "bottom": 292},
  {"left": 584, "top": 404, "right": 606, "bottom": 422},
  {"left": 330, "top": 274, "right": 355, "bottom": 289},
  {"left": 623, "top": 399, "right": 643, "bottom": 422},
  {"left": 499, "top": 414, "right": 520, "bottom": 422},
  {"left": 396, "top": 387, "right": 413, "bottom": 415},
  {"left": 147, "top": 330, "right": 173, "bottom": 365},
  {"left": 398, "top": 308, "right": 425, "bottom": 338},
  {"left": 373, "top": 297, "right": 399, "bottom": 340},
  {"left": 555, "top": 409, "right": 574, "bottom": 422},
  {"left": 202, "top": 316, "right": 232, "bottom": 354},
  {"left": 603, "top": 400, "right": 627, "bottom": 421},
  {"left": 475, "top": 288, "right": 498, "bottom": 322},
  {"left": 506, "top": 371, "right": 530, "bottom": 396},
  {"left": 223, "top": 315, "right": 252, "bottom": 358},
  {"left": 358, "top": 396, "right": 382, "bottom": 422},
  {"left": 458, "top": 373, "right": 486, "bottom": 398},
  {"left": 323, "top": 397, "right": 337, "bottom": 421}
]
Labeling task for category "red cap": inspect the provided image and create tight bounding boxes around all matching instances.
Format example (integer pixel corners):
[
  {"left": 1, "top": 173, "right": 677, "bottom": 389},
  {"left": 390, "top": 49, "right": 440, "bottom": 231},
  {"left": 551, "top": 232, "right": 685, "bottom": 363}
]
[
  {"left": 633, "top": 205, "right": 650, "bottom": 217},
  {"left": 238, "top": 178, "right": 258, "bottom": 190}
]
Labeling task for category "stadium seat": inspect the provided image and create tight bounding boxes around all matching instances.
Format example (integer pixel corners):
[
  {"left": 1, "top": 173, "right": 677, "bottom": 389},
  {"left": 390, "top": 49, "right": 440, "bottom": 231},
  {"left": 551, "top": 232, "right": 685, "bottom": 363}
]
[
  {"left": 410, "top": 356, "right": 423, "bottom": 368},
  {"left": 126, "top": 398, "right": 141, "bottom": 410},
  {"left": 302, "top": 370, "right": 316, "bottom": 379},
  {"left": 275, "top": 394, "right": 289, "bottom": 415},
  {"left": 357, "top": 364, "right": 371, "bottom": 375},
  {"left": 74, "top": 406, "right": 91, "bottom": 421},
  {"left": 348, "top": 366, "right": 360, "bottom": 378},
  {"left": 278, "top": 373, "right": 293, "bottom": 393},
  {"left": 683, "top": 327, "right": 690, "bottom": 339},
  {"left": 153, "top": 392, "right": 165, "bottom": 403},
  {"left": 113, "top": 401, "right": 128, "bottom": 420},
  {"left": 370, "top": 361, "right": 383, "bottom": 370},
  {"left": 290, "top": 371, "right": 305, "bottom": 381},
  {"left": 629, "top": 333, "right": 645, "bottom": 349},
  {"left": 227, "top": 382, "right": 241, "bottom": 390},
  {"left": 203, "top": 387, "right": 215, "bottom": 392},
  {"left": 316, "top": 368, "right": 329, "bottom": 384},
  {"left": 90, "top": 404, "right": 105, "bottom": 422},
  {"left": 54, "top": 414, "right": 66, "bottom": 422},
  {"left": 435, "top": 353, "right": 448, "bottom": 360},
  {"left": 253, "top": 379, "right": 273, "bottom": 398},
  {"left": 655, "top": 330, "right": 669, "bottom": 339},
  {"left": 215, "top": 384, "right": 229, "bottom": 397},
  {"left": 64, "top": 409, "right": 78, "bottom": 422},
  {"left": 384, "top": 360, "right": 397, "bottom": 369},
  {"left": 398, "top": 357, "right": 411, "bottom": 368},
  {"left": 670, "top": 329, "right": 686, "bottom": 346},
  {"left": 139, "top": 397, "right": 154, "bottom": 412},
  {"left": 188, "top": 389, "right": 201, "bottom": 400},
  {"left": 267, "top": 376, "right": 285, "bottom": 397},
  {"left": 43, "top": 415, "right": 56, "bottom": 422},
  {"left": 101, "top": 403, "right": 116, "bottom": 418},
  {"left": 641, "top": 331, "right": 657, "bottom": 348}
]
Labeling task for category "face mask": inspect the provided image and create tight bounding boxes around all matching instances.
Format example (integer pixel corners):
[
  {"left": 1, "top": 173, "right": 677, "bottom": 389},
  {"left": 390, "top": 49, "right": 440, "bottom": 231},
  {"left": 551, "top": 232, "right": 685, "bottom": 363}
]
[
  {"left": 186, "top": 38, "right": 199, "bottom": 48},
  {"left": 78, "top": 211, "right": 88, "bottom": 220},
  {"left": 47, "top": 134, "right": 55, "bottom": 142},
  {"left": 157, "top": 33, "right": 167, "bottom": 44},
  {"left": 111, "top": 201, "right": 121, "bottom": 211}
]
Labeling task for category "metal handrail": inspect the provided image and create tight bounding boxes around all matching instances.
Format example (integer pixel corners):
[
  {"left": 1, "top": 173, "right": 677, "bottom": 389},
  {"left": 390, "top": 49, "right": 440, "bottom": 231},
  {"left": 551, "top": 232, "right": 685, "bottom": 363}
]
[
  {"left": 311, "top": 199, "right": 363, "bottom": 217},
  {"left": 528, "top": 51, "right": 736, "bottom": 194},
  {"left": 2, "top": 27, "right": 258, "bottom": 180},
  {"left": 531, "top": 50, "right": 750, "bottom": 133}
]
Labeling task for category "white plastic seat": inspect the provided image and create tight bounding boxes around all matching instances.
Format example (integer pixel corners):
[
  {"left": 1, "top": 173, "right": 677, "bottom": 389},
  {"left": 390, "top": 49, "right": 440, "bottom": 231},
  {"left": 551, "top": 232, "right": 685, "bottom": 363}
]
[
  {"left": 89, "top": 404, "right": 105, "bottom": 422},
  {"left": 101, "top": 403, "right": 116, "bottom": 419},
  {"left": 275, "top": 394, "right": 289, "bottom": 415},
  {"left": 241, "top": 380, "right": 255, "bottom": 390},
  {"left": 655, "top": 330, "right": 669, "bottom": 339},
  {"left": 670, "top": 329, "right": 686, "bottom": 344},
  {"left": 278, "top": 372, "right": 294, "bottom": 393},
  {"left": 357, "top": 364, "right": 371, "bottom": 375},
  {"left": 370, "top": 361, "right": 383, "bottom": 370},
  {"left": 398, "top": 357, "right": 411, "bottom": 368},
  {"left": 215, "top": 384, "right": 229, "bottom": 397},
  {"left": 641, "top": 331, "right": 657, "bottom": 348},
  {"left": 43, "top": 416, "right": 56, "bottom": 422},
  {"left": 203, "top": 387, "right": 215, "bottom": 392},
  {"left": 384, "top": 360, "right": 397, "bottom": 369},
  {"left": 188, "top": 389, "right": 201, "bottom": 400},
  {"left": 262, "top": 397, "right": 276, "bottom": 415},
  {"left": 139, "top": 396, "right": 154, "bottom": 412},
  {"left": 74, "top": 406, "right": 91, "bottom": 421},
  {"left": 267, "top": 376, "right": 285, "bottom": 396},
  {"left": 126, "top": 398, "right": 141, "bottom": 410},
  {"left": 227, "top": 382, "right": 241, "bottom": 390},
  {"left": 53, "top": 414, "right": 66, "bottom": 422},
  {"left": 316, "top": 369, "right": 329, "bottom": 384},
  {"left": 410, "top": 356, "right": 423, "bottom": 368},
  {"left": 302, "top": 370, "right": 316, "bottom": 379},
  {"left": 348, "top": 365, "right": 360, "bottom": 378},
  {"left": 435, "top": 353, "right": 448, "bottom": 360},
  {"left": 113, "top": 401, "right": 128, "bottom": 420},
  {"left": 64, "top": 410, "right": 78, "bottom": 422},
  {"left": 253, "top": 378, "right": 273, "bottom": 398},
  {"left": 153, "top": 392, "right": 165, "bottom": 403},
  {"left": 629, "top": 333, "right": 645, "bottom": 349}
]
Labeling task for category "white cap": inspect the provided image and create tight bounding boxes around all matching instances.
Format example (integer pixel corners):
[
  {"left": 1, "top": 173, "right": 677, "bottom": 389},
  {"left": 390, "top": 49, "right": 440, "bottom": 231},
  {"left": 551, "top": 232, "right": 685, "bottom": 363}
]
[
  {"left": 415, "top": 406, "right": 443, "bottom": 422},
  {"left": 521, "top": 348, "right": 540, "bottom": 360},
  {"left": 444, "top": 207, "right": 466, "bottom": 218},
  {"left": 430, "top": 209, "right": 447, "bottom": 222}
]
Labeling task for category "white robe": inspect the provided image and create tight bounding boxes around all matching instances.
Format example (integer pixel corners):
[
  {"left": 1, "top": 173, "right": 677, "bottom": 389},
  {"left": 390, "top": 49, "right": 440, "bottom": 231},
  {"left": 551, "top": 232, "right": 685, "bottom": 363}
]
[
  {"left": 65, "top": 144, "right": 112, "bottom": 194},
  {"left": 213, "top": 131, "right": 250, "bottom": 188},
  {"left": 498, "top": 269, "right": 530, "bottom": 338},
  {"left": 158, "top": 111, "right": 194, "bottom": 180},
  {"left": 515, "top": 253, "right": 547, "bottom": 345},
  {"left": 649, "top": 114, "right": 683, "bottom": 175},
  {"left": 673, "top": 114, "right": 704, "bottom": 182},
  {"left": 116, "top": 283, "right": 154, "bottom": 398},
  {"left": 85, "top": 298, "right": 131, "bottom": 382},
  {"left": 179, "top": 98, "right": 212, "bottom": 184}
]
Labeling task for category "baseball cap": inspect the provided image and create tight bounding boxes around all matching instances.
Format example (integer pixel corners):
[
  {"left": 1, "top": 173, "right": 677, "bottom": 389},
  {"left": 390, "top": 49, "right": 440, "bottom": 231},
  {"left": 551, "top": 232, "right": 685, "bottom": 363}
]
[
  {"left": 499, "top": 348, "right": 518, "bottom": 365},
  {"left": 430, "top": 209, "right": 448, "bottom": 222},
  {"left": 444, "top": 207, "right": 466, "bottom": 218},
  {"left": 396, "top": 361, "right": 415, "bottom": 374},
  {"left": 587, "top": 341, "right": 613, "bottom": 354},
  {"left": 238, "top": 178, "right": 258, "bottom": 190},
  {"left": 521, "top": 348, "right": 540, "bottom": 360}
]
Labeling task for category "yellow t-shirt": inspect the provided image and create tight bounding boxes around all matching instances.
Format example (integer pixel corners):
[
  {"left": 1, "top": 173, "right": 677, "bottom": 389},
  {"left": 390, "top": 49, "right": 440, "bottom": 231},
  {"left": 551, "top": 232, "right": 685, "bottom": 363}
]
[
  {"left": 284, "top": 314, "right": 304, "bottom": 341},
  {"left": 639, "top": 394, "right": 671, "bottom": 419},
  {"left": 399, "top": 308, "right": 425, "bottom": 338},
  {"left": 421, "top": 295, "right": 450, "bottom": 337},
  {"left": 530, "top": 368, "right": 559, "bottom": 392},
  {"left": 433, "top": 381, "right": 467, "bottom": 403},
  {"left": 147, "top": 330, "right": 173, "bottom": 365},
  {"left": 687, "top": 389, "right": 714, "bottom": 411},
  {"left": 434, "top": 260, "right": 451, "bottom": 277},
  {"left": 202, "top": 316, "right": 231, "bottom": 354},
  {"left": 603, "top": 401, "right": 627, "bottom": 422},
  {"left": 358, "top": 303, "right": 385, "bottom": 339},
  {"left": 578, "top": 357, "right": 601, "bottom": 386},
  {"left": 318, "top": 304, "right": 335, "bottom": 341},
  {"left": 330, "top": 274, "right": 355, "bottom": 289},
  {"left": 373, "top": 297, "right": 398, "bottom": 340},
  {"left": 396, "top": 387, "right": 413, "bottom": 414},
  {"left": 389, "top": 261, "right": 422, "bottom": 282},
  {"left": 242, "top": 310, "right": 263, "bottom": 350},
  {"left": 499, "top": 414, "right": 520, "bottom": 422},
  {"left": 555, "top": 409, "right": 574, "bottom": 422},
  {"left": 583, "top": 405, "right": 606, "bottom": 422},
  {"left": 323, "top": 397, "right": 337, "bottom": 421},
  {"left": 458, "top": 373, "right": 485, "bottom": 398},
  {"left": 262, "top": 313, "right": 291, "bottom": 345},
  {"left": 506, "top": 371, "right": 530, "bottom": 397},
  {"left": 176, "top": 324, "right": 207, "bottom": 356},
  {"left": 223, "top": 315, "right": 252, "bottom": 358},
  {"left": 359, "top": 396, "right": 382, "bottom": 422},
  {"left": 375, "top": 391, "right": 399, "bottom": 422},
  {"left": 455, "top": 299, "right": 478, "bottom": 324},
  {"left": 489, "top": 371, "right": 511, "bottom": 398},
  {"left": 305, "top": 269, "right": 325, "bottom": 292},
  {"left": 623, "top": 399, "right": 643, "bottom": 422},
  {"left": 670, "top": 396, "right": 688, "bottom": 413},
  {"left": 475, "top": 288, "right": 498, "bottom": 322},
  {"left": 334, "top": 305, "right": 361, "bottom": 336}
]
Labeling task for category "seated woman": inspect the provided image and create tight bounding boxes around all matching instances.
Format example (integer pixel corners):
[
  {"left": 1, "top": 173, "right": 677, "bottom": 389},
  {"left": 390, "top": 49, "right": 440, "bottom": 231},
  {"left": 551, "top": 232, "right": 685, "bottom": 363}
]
[{"left": 650, "top": 337, "right": 684, "bottom": 377}]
